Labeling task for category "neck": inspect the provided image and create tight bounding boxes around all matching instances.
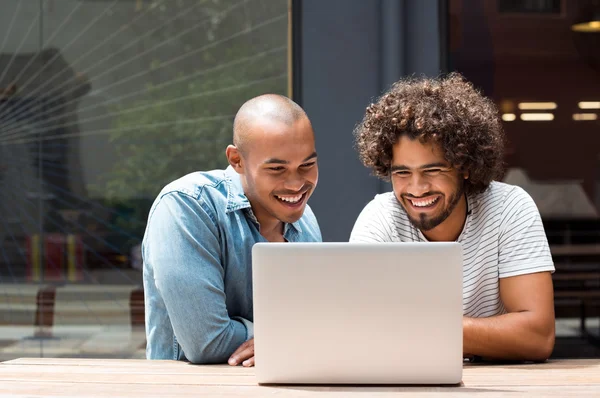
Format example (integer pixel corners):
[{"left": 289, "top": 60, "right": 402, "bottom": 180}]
[
  {"left": 257, "top": 216, "right": 285, "bottom": 242},
  {"left": 241, "top": 178, "right": 285, "bottom": 242},
  {"left": 248, "top": 200, "right": 284, "bottom": 242},
  {"left": 421, "top": 194, "right": 468, "bottom": 242}
]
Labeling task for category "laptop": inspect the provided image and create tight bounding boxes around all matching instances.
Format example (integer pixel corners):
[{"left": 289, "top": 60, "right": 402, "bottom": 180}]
[{"left": 251, "top": 242, "right": 463, "bottom": 385}]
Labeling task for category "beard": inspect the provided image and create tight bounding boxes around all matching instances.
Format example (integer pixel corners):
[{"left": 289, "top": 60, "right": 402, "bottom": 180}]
[{"left": 400, "top": 183, "right": 465, "bottom": 232}]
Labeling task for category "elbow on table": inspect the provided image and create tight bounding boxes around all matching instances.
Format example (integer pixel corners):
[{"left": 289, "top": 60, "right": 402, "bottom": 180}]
[
  {"left": 529, "top": 331, "right": 556, "bottom": 362},
  {"left": 182, "top": 332, "right": 240, "bottom": 365},
  {"left": 184, "top": 346, "right": 230, "bottom": 365}
]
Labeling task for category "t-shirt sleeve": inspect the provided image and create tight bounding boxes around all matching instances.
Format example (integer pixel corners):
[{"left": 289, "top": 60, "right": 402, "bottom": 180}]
[
  {"left": 498, "top": 186, "right": 555, "bottom": 278},
  {"left": 349, "top": 195, "right": 397, "bottom": 242}
]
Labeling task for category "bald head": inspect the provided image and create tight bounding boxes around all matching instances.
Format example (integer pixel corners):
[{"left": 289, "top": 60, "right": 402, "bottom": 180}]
[{"left": 233, "top": 94, "right": 309, "bottom": 154}]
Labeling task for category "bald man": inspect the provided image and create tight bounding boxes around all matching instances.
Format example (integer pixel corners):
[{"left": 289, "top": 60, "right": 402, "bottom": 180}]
[{"left": 142, "top": 94, "right": 321, "bottom": 366}]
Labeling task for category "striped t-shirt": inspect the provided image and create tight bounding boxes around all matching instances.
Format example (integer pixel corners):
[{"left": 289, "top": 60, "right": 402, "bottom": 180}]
[{"left": 349, "top": 181, "right": 555, "bottom": 318}]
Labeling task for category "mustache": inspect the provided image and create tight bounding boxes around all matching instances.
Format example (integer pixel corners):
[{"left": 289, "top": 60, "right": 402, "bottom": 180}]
[{"left": 274, "top": 184, "right": 313, "bottom": 196}]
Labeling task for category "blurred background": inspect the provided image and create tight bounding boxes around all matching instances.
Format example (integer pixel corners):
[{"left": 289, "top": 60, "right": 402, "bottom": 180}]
[{"left": 0, "top": 0, "right": 598, "bottom": 360}]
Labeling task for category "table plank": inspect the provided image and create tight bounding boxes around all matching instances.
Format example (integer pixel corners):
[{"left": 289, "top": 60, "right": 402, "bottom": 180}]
[
  {"left": 2, "top": 380, "right": 600, "bottom": 397},
  {"left": 3, "top": 358, "right": 198, "bottom": 367},
  {"left": 3, "top": 361, "right": 600, "bottom": 387},
  {"left": 3, "top": 358, "right": 251, "bottom": 375},
  {"left": 462, "top": 363, "right": 600, "bottom": 386},
  {"left": 1, "top": 358, "right": 599, "bottom": 397}
]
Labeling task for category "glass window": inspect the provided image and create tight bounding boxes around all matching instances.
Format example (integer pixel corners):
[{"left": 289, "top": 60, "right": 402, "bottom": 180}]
[
  {"left": 449, "top": 0, "right": 600, "bottom": 357},
  {"left": 0, "top": 0, "right": 290, "bottom": 360}
]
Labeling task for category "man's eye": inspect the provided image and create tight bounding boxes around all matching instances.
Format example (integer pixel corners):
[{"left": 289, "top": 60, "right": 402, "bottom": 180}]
[
  {"left": 425, "top": 169, "right": 442, "bottom": 174},
  {"left": 300, "top": 162, "right": 316, "bottom": 168},
  {"left": 394, "top": 171, "right": 410, "bottom": 176},
  {"left": 268, "top": 166, "right": 284, "bottom": 171}
]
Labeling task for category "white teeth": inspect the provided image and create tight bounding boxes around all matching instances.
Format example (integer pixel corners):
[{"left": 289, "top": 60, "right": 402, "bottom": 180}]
[
  {"left": 276, "top": 194, "right": 303, "bottom": 203},
  {"left": 410, "top": 197, "right": 438, "bottom": 207}
]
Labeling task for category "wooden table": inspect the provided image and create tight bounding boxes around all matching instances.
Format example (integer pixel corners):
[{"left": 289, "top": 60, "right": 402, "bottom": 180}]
[{"left": 1, "top": 358, "right": 599, "bottom": 397}]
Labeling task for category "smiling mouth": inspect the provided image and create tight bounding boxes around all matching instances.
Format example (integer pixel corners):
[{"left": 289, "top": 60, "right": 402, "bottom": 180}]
[
  {"left": 274, "top": 191, "right": 308, "bottom": 206},
  {"left": 406, "top": 196, "right": 440, "bottom": 209}
]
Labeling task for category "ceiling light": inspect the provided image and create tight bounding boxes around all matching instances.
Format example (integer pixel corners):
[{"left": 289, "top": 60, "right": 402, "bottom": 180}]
[
  {"left": 573, "top": 113, "right": 598, "bottom": 121},
  {"left": 578, "top": 101, "right": 600, "bottom": 109},
  {"left": 571, "top": 2, "right": 600, "bottom": 32},
  {"left": 518, "top": 102, "right": 557, "bottom": 110},
  {"left": 520, "top": 113, "right": 554, "bottom": 121}
]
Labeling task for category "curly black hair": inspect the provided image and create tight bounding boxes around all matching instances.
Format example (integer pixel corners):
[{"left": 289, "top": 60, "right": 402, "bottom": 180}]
[{"left": 353, "top": 72, "right": 505, "bottom": 195}]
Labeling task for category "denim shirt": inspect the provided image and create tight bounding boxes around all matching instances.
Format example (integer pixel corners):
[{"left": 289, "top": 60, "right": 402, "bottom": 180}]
[{"left": 142, "top": 166, "right": 322, "bottom": 363}]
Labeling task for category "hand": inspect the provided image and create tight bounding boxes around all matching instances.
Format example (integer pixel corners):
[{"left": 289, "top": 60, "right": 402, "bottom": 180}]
[{"left": 228, "top": 338, "right": 254, "bottom": 367}]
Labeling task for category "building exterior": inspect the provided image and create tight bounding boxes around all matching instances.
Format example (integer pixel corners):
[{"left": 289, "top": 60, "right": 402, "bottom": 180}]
[{"left": 0, "top": 0, "right": 598, "bottom": 360}]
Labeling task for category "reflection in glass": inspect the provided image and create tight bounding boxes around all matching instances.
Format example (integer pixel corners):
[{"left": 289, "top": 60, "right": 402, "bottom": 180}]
[
  {"left": 450, "top": 0, "right": 600, "bottom": 358},
  {"left": 0, "top": 0, "right": 289, "bottom": 360}
]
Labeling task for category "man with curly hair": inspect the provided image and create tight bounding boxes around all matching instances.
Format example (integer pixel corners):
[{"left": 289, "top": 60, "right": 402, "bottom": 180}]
[{"left": 350, "top": 73, "right": 555, "bottom": 362}]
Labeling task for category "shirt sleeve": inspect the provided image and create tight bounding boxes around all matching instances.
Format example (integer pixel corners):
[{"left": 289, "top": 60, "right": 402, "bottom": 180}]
[
  {"left": 498, "top": 186, "right": 555, "bottom": 278},
  {"left": 349, "top": 196, "right": 396, "bottom": 242},
  {"left": 143, "top": 191, "right": 248, "bottom": 363}
]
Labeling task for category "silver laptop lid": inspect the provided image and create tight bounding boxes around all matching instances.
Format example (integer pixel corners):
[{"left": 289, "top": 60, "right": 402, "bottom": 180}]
[{"left": 252, "top": 242, "right": 463, "bottom": 385}]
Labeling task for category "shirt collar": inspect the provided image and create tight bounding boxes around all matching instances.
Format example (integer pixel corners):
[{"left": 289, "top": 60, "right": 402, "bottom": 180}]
[
  {"left": 225, "top": 166, "right": 251, "bottom": 213},
  {"left": 224, "top": 166, "right": 303, "bottom": 234}
]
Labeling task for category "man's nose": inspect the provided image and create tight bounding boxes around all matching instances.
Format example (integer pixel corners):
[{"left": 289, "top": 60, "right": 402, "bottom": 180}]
[
  {"left": 283, "top": 174, "right": 305, "bottom": 192},
  {"left": 407, "top": 174, "right": 430, "bottom": 197}
]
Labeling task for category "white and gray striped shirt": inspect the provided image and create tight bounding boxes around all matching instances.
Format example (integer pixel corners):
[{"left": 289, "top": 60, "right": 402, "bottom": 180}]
[{"left": 349, "top": 181, "right": 555, "bottom": 318}]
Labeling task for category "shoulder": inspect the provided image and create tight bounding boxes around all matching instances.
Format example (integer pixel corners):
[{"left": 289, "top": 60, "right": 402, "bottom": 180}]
[
  {"left": 148, "top": 169, "right": 230, "bottom": 223},
  {"left": 157, "top": 169, "right": 229, "bottom": 200},
  {"left": 473, "top": 182, "right": 542, "bottom": 235},
  {"left": 474, "top": 181, "right": 537, "bottom": 215},
  {"left": 360, "top": 192, "right": 410, "bottom": 228},
  {"left": 362, "top": 192, "right": 403, "bottom": 216},
  {"left": 350, "top": 192, "right": 413, "bottom": 242},
  {"left": 481, "top": 181, "right": 534, "bottom": 201}
]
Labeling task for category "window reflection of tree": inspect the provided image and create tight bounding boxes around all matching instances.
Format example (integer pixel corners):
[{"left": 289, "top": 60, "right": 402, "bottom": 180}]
[{"left": 0, "top": 48, "right": 90, "bottom": 271}]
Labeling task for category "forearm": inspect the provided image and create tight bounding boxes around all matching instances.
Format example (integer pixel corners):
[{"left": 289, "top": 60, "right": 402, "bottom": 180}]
[
  {"left": 463, "top": 312, "right": 555, "bottom": 361},
  {"left": 177, "top": 318, "right": 248, "bottom": 364}
]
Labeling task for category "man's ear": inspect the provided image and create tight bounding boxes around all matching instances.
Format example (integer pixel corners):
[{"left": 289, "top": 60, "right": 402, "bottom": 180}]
[{"left": 226, "top": 145, "right": 244, "bottom": 174}]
